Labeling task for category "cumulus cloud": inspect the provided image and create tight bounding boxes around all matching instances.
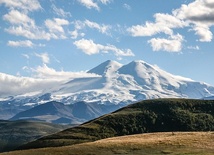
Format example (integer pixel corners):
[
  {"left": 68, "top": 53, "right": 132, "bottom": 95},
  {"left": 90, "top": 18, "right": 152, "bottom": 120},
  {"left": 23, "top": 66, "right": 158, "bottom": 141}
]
[
  {"left": 7, "top": 40, "right": 34, "bottom": 47},
  {"left": 3, "top": 10, "right": 35, "bottom": 27},
  {"left": 127, "top": 13, "right": 186, "bottom": 37},
  {"left": 148, "top": 34, "right": 183, "bottom": 52},
  {"left": 52, "top": 4, "right": 72, "bottom": 18},
  {"left": 173, "top": 0, "right": 214, "bottom": 42},
  {"left": 3, "top": 10, "right": 52, "bottom": 40},
  {"left": 0, "top": 0, "right": 41, "bottom": 12},
  {"left": 128, "top": 0, "right": 214, "bottom": 52},
  {"left": 2, "top": 5, "right": 69, "bottom": 40},
  {"left": 4, "top": 13, "right": 69, "bottom": 40},
  {"left": 74, "top": 38, "right": 135, "bottom": 56},
  {"left": 35, "top": 52, "right": 50, "bottom": 64}
]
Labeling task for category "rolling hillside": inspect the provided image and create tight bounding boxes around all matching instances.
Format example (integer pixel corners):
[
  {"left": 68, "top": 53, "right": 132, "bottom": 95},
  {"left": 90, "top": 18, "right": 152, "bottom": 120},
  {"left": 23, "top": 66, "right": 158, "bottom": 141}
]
[
  {"left": 0, "top": 120, "right": 71, "bottom": 152},
  {"left": 18, "top": 98, "right": 214, "bottom": 150}
]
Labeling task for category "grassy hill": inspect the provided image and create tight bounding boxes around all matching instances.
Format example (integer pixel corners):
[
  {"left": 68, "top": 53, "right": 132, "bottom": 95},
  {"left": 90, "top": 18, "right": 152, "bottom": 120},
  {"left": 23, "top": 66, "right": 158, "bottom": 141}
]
[
  {"left": 0, "top": 120, "right": 71, "bottom": 152},
  {"left": 1, "top": 132, "right": 214, "bottom": 155},
  {"left": 18, "top": 98, "right": 214, "bottom": 150}
]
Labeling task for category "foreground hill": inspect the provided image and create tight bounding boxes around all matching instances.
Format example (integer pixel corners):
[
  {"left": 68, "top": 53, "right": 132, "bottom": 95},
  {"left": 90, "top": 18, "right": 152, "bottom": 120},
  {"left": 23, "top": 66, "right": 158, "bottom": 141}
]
[
  {"left": 2, "top": 132, "right": 214, "bottom": 155},
  {"left": 0, "top": 120, "right": 71, "bottom": 152},
  {"left": 19, "top": 98, "right": 214, "bottom": 150}
]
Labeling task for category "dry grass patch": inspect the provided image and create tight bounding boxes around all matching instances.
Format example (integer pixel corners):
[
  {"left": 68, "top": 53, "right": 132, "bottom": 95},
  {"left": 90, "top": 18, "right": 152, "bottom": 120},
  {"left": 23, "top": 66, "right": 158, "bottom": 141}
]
[{"left": 1, "top": 132, "right": 214, "bottom": 155}]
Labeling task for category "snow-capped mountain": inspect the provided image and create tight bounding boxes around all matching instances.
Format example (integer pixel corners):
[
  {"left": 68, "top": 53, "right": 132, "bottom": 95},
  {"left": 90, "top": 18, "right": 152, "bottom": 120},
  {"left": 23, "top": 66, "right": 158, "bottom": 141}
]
[
  {"left": 48, "top": 60, "right": 214, "bottom": 104},
  {"left": 1, "top": 60, "right": 214, "bottom": 120}
]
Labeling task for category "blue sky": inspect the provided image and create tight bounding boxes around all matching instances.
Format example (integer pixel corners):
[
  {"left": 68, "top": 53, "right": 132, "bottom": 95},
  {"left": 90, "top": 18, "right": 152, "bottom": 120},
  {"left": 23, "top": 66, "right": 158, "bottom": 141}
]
[{"left": 0, "top": 0, "right": 214, "bottom": 85}]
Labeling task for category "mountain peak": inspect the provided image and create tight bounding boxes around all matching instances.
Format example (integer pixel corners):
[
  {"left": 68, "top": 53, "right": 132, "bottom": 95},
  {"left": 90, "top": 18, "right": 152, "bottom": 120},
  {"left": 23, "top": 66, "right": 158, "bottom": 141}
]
[
  {"left": 87, "top": 60, "right": 122, "bottom": 75},
  {"left": 118, "top": 60, "right": 154, "bottom": 76}
]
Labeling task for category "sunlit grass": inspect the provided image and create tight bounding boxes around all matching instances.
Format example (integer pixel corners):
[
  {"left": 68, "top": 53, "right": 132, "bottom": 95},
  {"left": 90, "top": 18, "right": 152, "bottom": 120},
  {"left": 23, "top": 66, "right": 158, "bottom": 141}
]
[{"left": 1, "top": 132, "right": 213, "bottom": 155}]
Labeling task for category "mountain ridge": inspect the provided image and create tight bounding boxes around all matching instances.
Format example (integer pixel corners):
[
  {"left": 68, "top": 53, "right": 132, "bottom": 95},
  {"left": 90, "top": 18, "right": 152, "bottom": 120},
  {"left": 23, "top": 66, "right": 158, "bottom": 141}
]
[
  {"left": 1, "top": 60, "right": 214, "bottom": 120},
  {"left": 10, "top": 101, "right": 122, "bottom": 124}
]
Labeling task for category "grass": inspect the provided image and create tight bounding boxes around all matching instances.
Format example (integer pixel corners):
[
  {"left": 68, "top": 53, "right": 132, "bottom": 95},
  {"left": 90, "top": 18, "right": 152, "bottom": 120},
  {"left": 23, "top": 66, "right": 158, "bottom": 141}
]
[{"left": 1, "top": 132, "right": 214, "bottom": 155}]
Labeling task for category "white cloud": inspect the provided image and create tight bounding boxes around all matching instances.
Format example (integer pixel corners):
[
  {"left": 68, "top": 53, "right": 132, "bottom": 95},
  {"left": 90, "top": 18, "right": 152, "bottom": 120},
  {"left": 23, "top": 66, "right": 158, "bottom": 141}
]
[
  {"left": 5, "top": 26, "right": 52, "bottom": 40},
  {"left": 3, "top": 10, "right": 35, "bottom": 27},
  {"left": 173, "top": 0, "right": 214, "bottom": 42},
  {"left": 78, "top": 0, "right": 99, "bottom": 10},
  {"left": 187, "top": 45, "right": 200, "bottom": 50},
  {"left": 127, "top": 23, "right": 172, "bottom": 37},
  {"left": 0, "top": 0, "right": 41, "bottom": 12},
  {"left": 193, "top": 24, "right": 213, "bottom": 42},
  {"left": 35, "top": 52, "right": 50, "bottom": 64},
  {"left": 74, "top": 39, "right": 101, "bottom": 55},
  {"left": 45, "top": 18, "right": 69, "bottom": 34},
  {"left": 3, "top": 8, "right": 69, "bottom": 40},
  {"left": 74, "top": 38, "right": 135, "bottom": 56},
  {"left": 52, "top": 4, "right": 71, "bottom": 18},
  {"left": 77, "top": 0, "right": 112, "bottom": 10},
  {"left": 7, "top": 40, "right": 34, "bottom": 47},
  {"left": 69, "top": 30, "right": 85, "bottom": 39},
  {"left": 22, "top": 54, "right": 30, "bottom": 59},
  {"left": 0, "top": 64, "right": 103, "bottom": 97},
  {"left": 84, "top": 20, "right": 111, "bottom": 34},
  {"left": 99, "top": 0, "right": 111, "bottom": 5},
  {"left": 148, "top": 34, "right": 183, "bottom": 52},
  {"left": 3, "top": 10, "right": 51, "bottom": 40},
  {"left": 72, "top": 20, "right": 111, "bottom": 36},
  {"left": 0, "top": 72, "right": 61, "bottom": 97},
  {"left": 7, "top": 40, "right": 45, "bottom": 48},
  {"left": 128, "top": 0, "right": 214, "bottom": 52},
  {"left": 4, "top": 16, "right": 69, "bottom": 40},
  {"left": 127, "top": 13, "right": 185, "bottom": 37},
  {"left": 30, "top": 64, "right": 101, "bottom": 80},
  {"left": 123, "top": 3, "right": 131, "bottom": 10}
]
